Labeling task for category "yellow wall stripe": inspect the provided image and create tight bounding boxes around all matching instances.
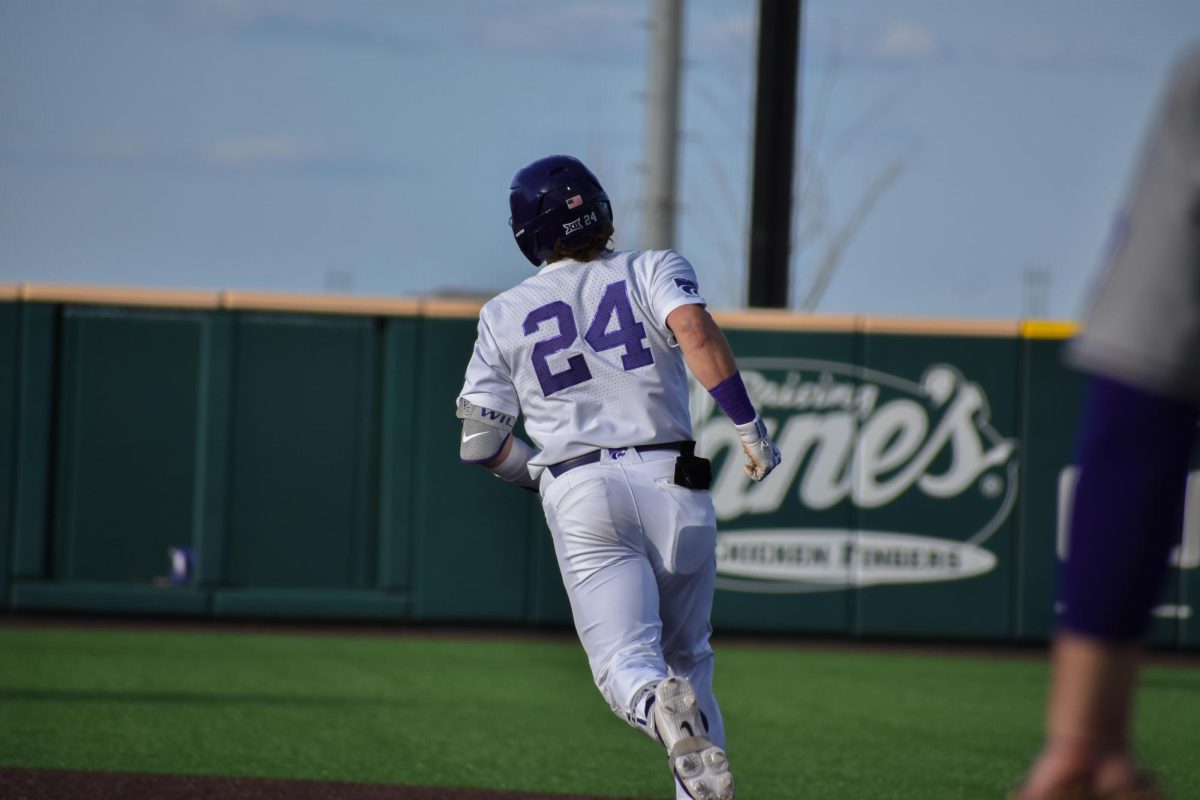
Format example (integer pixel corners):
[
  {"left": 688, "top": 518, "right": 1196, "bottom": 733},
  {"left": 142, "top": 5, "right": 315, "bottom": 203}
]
[{"left": 1020, "top": 320, "right": 1082, "bottom": 339}]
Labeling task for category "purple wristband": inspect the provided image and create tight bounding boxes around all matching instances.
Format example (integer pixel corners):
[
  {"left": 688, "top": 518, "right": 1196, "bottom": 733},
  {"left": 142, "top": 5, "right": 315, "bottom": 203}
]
[{"left": 709, "top": 373, "right": 757, "bottom": 425}]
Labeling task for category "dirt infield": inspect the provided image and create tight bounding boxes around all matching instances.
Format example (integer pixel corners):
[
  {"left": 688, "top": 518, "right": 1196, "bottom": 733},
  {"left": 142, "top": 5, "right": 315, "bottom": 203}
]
[{"left": 0, "top": 768, "right": 636, "bottom": 800}]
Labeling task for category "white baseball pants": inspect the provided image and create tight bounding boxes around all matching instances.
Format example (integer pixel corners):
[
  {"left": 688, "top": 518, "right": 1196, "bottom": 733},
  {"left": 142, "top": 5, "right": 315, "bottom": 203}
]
[{"left": 539, "top": 447, "right": 724, "bottom": 798}]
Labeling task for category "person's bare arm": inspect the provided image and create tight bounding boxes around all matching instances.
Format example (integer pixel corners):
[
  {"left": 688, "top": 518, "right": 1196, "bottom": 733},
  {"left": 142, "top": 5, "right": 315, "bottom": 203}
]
[
  {"left": 666, "top": 303, "right": 781, "bottom": 481},
  {"left": 666, "top": 303, "right": 738, "bottom": 389}
]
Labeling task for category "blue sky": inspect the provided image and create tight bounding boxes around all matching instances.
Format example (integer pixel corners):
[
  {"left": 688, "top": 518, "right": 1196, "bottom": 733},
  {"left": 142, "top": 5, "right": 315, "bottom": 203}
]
[{"left": 1, "top": 0, "right": 1197, "bottom": 319}]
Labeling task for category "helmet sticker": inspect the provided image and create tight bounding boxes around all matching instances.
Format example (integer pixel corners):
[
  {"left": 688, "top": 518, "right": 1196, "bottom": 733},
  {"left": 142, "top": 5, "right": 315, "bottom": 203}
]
[{"left": 562, "top": 210, "right": 599, "bottom": 236}]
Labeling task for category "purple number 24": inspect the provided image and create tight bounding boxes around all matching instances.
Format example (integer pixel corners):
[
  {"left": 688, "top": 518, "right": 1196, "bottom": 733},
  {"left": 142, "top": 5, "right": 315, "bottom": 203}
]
[{"left": 524, "top": 280, "right": 654, "bottom": 397}]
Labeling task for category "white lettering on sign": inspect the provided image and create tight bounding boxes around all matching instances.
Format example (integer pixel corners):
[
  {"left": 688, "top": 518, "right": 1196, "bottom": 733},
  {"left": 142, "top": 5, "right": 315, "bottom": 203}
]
[
  {"left": 693, "top": 359, "right": 1019, "bottom": 592},
  {"left": 715, "top": 530, "right": 997, "bottom": 593}
]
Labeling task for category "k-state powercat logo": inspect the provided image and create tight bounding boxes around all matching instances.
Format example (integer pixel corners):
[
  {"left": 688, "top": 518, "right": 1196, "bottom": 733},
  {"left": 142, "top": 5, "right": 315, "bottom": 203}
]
[{"left": 691, "top": 359, "right": 1019, "bottom": 593}]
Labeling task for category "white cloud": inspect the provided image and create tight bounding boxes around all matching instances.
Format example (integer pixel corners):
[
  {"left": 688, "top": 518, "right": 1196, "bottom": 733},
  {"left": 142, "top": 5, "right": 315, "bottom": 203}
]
[
  {"left": 2, "top": 134, "right": 394, "bottom": 177},
  {"left": 875, "top": 22, "right": 938, "bottom": 61},
  {"left": 205, "top": 136, "right": 322, "bottom": 165},
  {"left": 85, "top": 136, "right": 153, "bottom": 160},
  {"left": 982, "top": 36, "right": 1136, "bottom": 70},
  {"left": 805, "top": 18, "right": 951, "bottom": 69},
  {"left": 475, "top": 3, "right": 645, "bottom": 59},
  {"left": 136, "top": 0, "right": 413, "bottom": 55}
]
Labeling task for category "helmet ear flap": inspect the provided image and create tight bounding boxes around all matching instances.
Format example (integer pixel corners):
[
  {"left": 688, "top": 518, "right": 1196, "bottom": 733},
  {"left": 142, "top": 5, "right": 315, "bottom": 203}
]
[{"left": 513, "top": 226, "right": 541, "bottom": 267}]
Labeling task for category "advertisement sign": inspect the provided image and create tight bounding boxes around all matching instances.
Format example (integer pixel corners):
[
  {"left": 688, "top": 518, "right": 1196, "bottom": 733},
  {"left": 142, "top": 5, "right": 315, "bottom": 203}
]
[{"left": 705, "top": 333, "right": 1021, "bottom": 637}]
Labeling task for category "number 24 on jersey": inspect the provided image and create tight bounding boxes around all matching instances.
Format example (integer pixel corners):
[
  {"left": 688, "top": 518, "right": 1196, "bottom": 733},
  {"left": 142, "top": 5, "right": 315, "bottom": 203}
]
[{"left": 523, "top": 279, "right": 654, "bottom": 397}]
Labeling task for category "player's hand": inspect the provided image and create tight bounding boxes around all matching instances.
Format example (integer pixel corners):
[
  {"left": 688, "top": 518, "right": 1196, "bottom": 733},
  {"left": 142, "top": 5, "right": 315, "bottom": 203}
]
[{"left": 734, "top": 416, "right": 781, "bottom": 481}]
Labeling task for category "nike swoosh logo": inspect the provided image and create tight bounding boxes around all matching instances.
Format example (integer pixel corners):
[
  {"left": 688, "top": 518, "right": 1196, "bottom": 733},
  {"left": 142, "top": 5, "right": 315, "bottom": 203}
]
[{"left": 462, "top": 431, "right": 491, "bottom": 442}]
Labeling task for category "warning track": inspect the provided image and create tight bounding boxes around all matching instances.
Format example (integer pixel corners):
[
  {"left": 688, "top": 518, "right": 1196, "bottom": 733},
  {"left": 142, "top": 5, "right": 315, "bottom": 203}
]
[{"left": 0, "top": 768, "right": 638, "bottom": 800}]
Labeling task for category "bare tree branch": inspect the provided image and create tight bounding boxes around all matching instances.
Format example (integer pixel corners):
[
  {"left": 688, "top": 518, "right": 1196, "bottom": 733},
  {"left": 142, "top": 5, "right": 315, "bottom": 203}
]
[{"left": 797, "top": 154, "right": 908, "bottom": 311}]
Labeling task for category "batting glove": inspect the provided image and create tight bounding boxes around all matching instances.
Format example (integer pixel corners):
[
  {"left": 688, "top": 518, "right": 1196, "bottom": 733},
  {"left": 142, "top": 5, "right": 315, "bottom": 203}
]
[{"left": 734, "top": 416, "right": 782, "bottom": 481}]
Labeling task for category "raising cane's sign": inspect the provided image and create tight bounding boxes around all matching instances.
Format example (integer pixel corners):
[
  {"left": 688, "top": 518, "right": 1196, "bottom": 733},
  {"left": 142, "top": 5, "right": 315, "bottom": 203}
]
[{"left": 691, "top": 359, "right": 1019, "bottom": 594}]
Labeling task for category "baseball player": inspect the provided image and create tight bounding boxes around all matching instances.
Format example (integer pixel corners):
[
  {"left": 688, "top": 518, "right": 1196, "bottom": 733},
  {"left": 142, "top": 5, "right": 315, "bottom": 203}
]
[
  {"left": 1013, "top": 45, "right": 1200, "bottom": 800},
  {"left": 455, "top": 155, "right": 781, "bottom": 800}
]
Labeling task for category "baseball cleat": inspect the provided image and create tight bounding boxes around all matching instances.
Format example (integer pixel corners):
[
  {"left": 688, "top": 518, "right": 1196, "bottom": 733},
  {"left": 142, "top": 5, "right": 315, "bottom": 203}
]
[{"left": 653, "top": 677, "right": 734, "bottom": 800}]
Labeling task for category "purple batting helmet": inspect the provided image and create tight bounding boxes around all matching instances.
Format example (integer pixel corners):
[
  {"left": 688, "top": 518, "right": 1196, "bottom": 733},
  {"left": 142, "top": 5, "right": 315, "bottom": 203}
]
[{"left": 509, "top": 155, "right": 613, "bottom": 267}]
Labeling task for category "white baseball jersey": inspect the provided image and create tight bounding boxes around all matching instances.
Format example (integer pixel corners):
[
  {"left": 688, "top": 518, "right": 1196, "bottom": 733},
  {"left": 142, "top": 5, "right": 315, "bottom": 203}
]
[{"left": 458, "top": 249, "right": 706, "bottom": 469}]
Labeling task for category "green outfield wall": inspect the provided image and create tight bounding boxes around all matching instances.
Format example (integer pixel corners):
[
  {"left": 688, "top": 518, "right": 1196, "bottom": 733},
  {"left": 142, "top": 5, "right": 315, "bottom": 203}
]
[{"left": 1, "top": 288, "right": 1197, "bottom": 646}]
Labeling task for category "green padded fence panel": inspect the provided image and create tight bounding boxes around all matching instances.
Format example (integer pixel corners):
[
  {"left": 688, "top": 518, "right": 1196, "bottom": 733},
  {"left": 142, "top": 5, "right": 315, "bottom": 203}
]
[
  {"left": 11, "top": 304, "right": 57, "bottom": 579},
  {"left": 52, "top": 308, "right": 207, "bottom": 583},
  {"left": 0, "top": 303, "right": 17, "bottom": 604},
  {"left": 12, "top": 582, "right": 208, "bottom": 615},
  {"left": 708, "top": 329, "right": 859, "bottom": 634},
  {"left": 377, "top": 317, "right": 419, "bottom": 592},
  {"left": 1014, "top": 337, "right": 1087, "bottom": 641},
  {"left": 192, "top": 315, "right": 233, "bottom": 588},
  {"left": 224, "top": 314, "right": 377, "bottom": 591},
  {"left": 852, "top": 333, "right": 1021, "bottom": 639},
  {"left": 409, "top": 316, "right": 534, "bottom": 622},
  {"left": 525, "top": 504, "right": 571, "bottom": 626}
]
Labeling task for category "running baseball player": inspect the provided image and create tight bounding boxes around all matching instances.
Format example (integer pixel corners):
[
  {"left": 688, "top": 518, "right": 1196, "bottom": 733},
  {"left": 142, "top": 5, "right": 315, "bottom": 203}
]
[
  {"left": 1013, "top": 45, "right": 1200, "bottom": 800},
  {"left": 455, "top": 155, "right": 781, "bottom": 800}
]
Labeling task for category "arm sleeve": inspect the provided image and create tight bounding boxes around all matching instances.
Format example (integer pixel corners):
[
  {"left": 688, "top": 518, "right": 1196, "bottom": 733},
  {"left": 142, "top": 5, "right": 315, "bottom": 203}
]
[
  {"left": 646, "top": 250, "right": 708, "bottom": 330},
  {"left": 458, "top": 312, "right": 520, "bottom": 417}
]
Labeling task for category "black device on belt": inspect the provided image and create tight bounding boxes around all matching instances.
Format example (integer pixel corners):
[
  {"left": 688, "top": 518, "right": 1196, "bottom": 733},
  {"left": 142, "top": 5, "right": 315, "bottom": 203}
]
[
  {"left": 548, "top": 440, "right": 712, "bottom": 490},
  {"left": 672, "top": 441, "right": 712, "bottom": 490}
]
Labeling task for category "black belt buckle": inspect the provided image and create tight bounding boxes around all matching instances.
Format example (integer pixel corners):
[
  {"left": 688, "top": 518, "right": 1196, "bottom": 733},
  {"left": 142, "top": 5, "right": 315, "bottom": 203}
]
[{"left": 673, "top": 441, "right": 712, "bottom": 490}]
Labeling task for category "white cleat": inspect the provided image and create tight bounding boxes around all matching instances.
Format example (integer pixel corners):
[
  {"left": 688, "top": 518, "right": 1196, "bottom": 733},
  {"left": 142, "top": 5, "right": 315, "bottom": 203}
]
[{"left": 652, "top": 677, "right": 734, "bottom": 800}]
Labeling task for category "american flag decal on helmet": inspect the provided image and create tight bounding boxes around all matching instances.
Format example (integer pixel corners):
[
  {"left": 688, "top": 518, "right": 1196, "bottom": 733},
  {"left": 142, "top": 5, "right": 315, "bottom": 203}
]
[{"left": 567, "top": 195, "right": 583, "bottom": 209}]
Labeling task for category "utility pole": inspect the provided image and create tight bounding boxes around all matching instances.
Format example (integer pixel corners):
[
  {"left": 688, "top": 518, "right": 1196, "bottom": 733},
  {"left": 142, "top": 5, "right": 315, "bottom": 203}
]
[
  {"left": 640, "top": 0, "right": 684, "bottom": 250},
  {"left": 747, "top": 0, "right": 802, "bottom": 308}
]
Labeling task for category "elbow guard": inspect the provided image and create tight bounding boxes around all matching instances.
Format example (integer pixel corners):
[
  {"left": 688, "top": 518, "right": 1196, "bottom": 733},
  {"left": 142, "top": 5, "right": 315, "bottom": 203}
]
[{"left": 456, "top": 398, "right": 516, "bottom": 463}]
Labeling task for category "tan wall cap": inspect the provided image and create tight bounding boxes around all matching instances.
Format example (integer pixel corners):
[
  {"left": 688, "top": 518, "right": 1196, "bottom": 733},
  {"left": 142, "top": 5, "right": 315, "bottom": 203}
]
[
  {"left": 3, "top": 285, "right": 1085, "bottom": 338},
  {"left": 220, "top": 290, "right": 421, "bottom": 316},
  {"left": 18, "top": 283, "right": 221, "bottom": 309},
  {"left": 862, "top": 316, "right": 1020, "bottom": 337},
  {"left": 712, "top": 309, "right": 861, "bottom": 332},
  {"left": 420, "top": 297, "right": 488, "bottom": 318}
]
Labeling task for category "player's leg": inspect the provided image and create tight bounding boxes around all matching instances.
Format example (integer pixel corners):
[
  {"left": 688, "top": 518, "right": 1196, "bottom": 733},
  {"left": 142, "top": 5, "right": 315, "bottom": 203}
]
[
  {"left": 1017, "top": 377, "right": 1196, "bottom": 799},
  {"left": 656, "top": 554, "right": 723, "bottom": 749},
  {"left": 626, "top": 453, "right": 731, "bottom": 800},
  {"left": 540, "top": 466, "right": 670, "bottom": 723}
]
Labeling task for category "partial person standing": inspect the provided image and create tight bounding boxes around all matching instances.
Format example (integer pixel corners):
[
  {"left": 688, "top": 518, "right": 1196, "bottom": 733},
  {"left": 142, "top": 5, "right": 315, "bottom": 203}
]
[
  {"left": 1013, "top": 45, "right": 1200, "bottom": 800},
  {"left": 455, "top": 155, "right": 782, "bottom": 800}
]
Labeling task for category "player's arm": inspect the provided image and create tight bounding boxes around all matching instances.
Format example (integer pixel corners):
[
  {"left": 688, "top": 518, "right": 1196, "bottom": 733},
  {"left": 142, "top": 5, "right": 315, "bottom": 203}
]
[
  {"left": 457, "top": 398, "right": 539, "bottom": 491},
  {"left": 666, "top": 303, "right": 781, "bottom": 481},
  {"left": 457, "top": 311, "right": 539, "bottom": 492}
]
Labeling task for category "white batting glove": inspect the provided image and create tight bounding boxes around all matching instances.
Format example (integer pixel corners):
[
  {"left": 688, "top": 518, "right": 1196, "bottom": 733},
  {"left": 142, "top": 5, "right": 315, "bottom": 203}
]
[{"left": 734, "top": 416, "right": 781, "bottom": 481}]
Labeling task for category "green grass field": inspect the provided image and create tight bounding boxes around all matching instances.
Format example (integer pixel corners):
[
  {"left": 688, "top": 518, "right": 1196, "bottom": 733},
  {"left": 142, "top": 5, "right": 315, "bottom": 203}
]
[{"left": 1, "top": 625, "right": 1198, "bottom": 799}]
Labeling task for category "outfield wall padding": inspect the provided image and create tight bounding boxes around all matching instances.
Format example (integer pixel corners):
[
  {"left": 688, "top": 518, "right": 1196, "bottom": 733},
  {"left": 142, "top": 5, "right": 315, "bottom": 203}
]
[
  {"left": 1, "top": 288, "right": 1197, "bottom": 647},
  {"left": 0, "top": 303, "right": 18, "bottom": 602}
]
